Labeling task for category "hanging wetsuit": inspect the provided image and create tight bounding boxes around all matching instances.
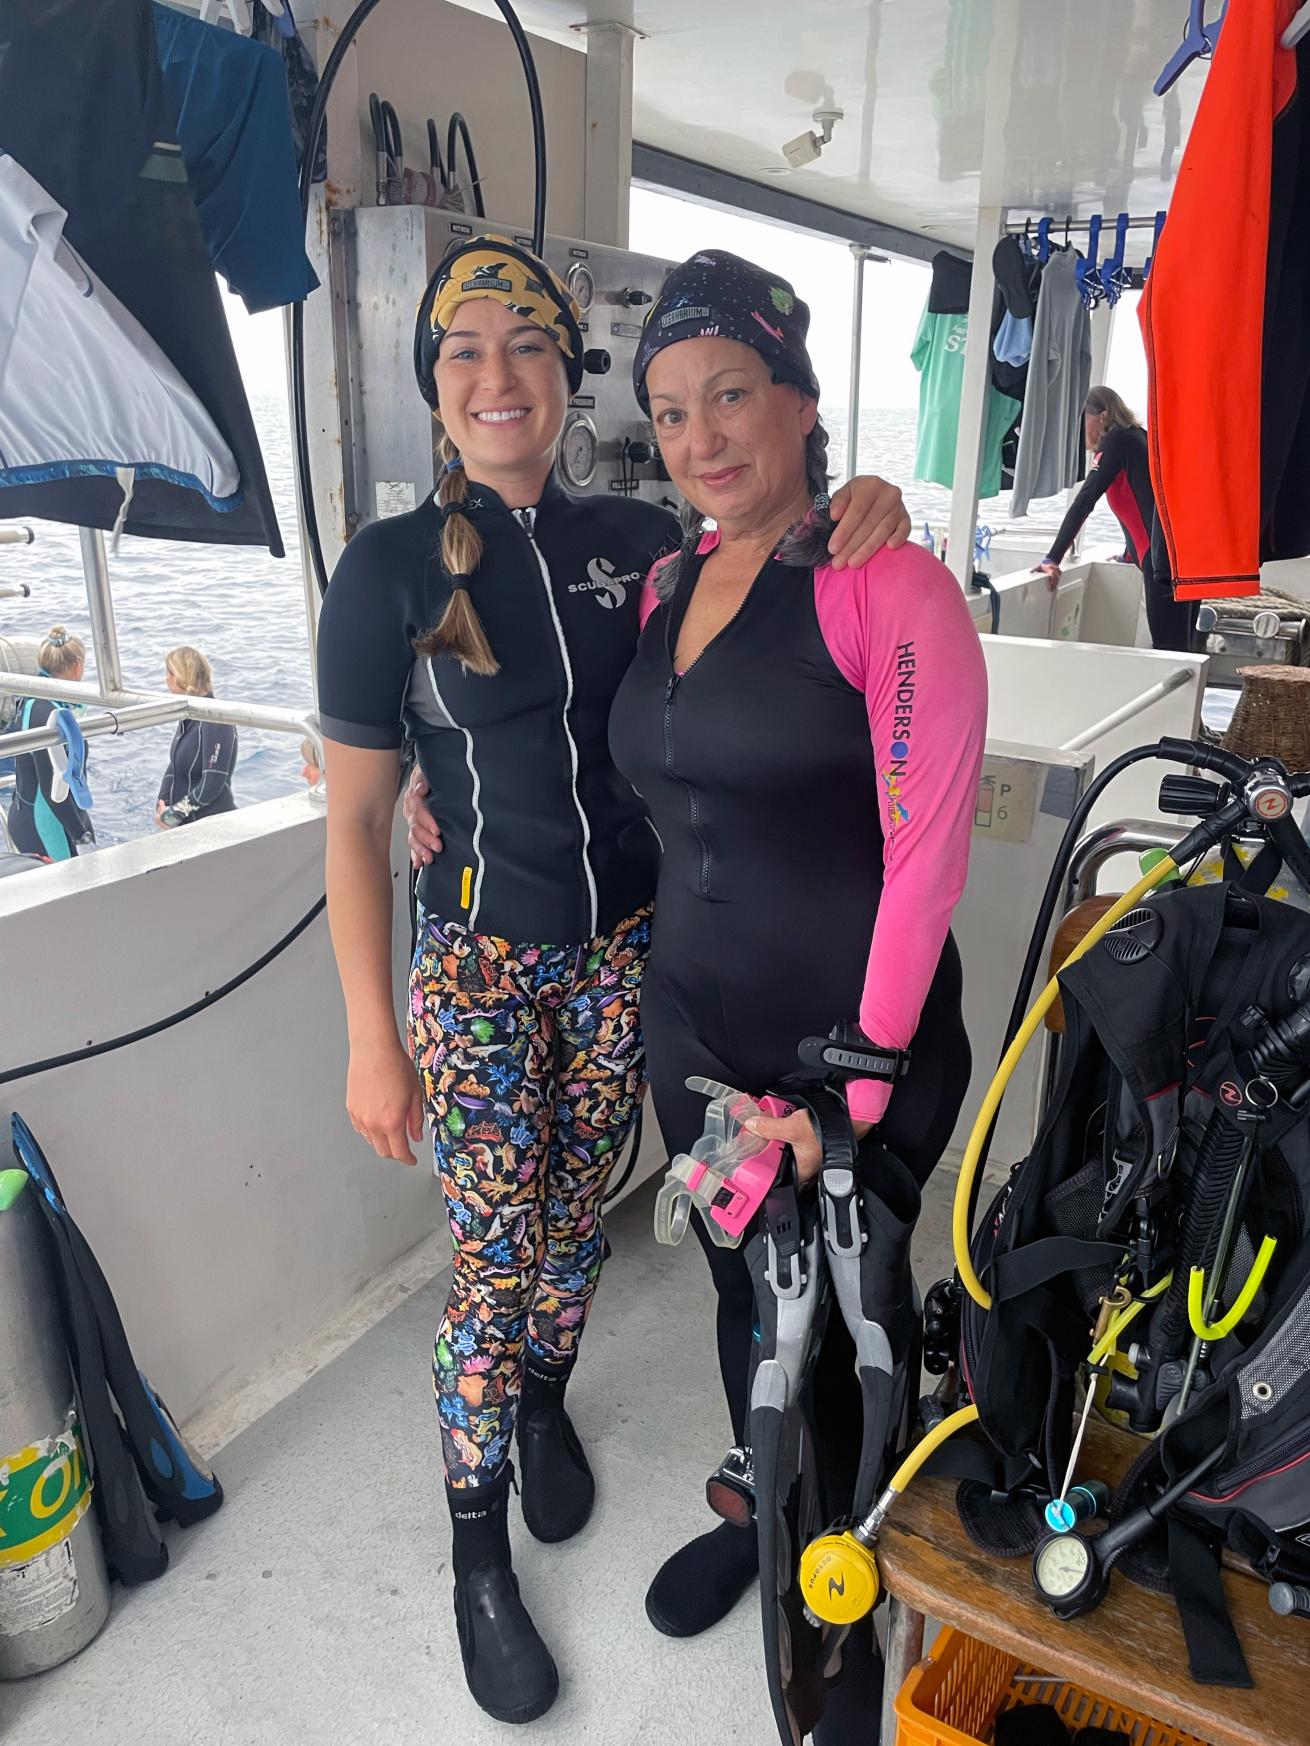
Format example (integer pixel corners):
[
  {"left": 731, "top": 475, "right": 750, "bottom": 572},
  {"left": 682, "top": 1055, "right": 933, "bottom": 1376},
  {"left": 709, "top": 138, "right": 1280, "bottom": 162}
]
[
  {"left": 1010, "top": 248, "right": 1091, "bottom": 517},
  {"left": 1140, "top": 0, "right": 1310, "bottom": 598},
  {"left": 611, "top": 535, "right": 987, "bottom": 1448},
  {"left": 1043, "top": 424, "right": 1196, "bottom": 652},
  {"left": 911, "top": 251, "right": 1021, "bottom": 499},
  {"left": 157, "top": 716, "right": 238, "bottom": 825},
  {"left": 5, "top": 696, "right": 93, "bottom": 861}
]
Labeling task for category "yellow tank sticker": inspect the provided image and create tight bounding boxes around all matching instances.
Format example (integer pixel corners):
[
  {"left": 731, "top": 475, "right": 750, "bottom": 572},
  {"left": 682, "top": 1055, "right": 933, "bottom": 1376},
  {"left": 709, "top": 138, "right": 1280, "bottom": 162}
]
[{"left": 0, "top": 1419, "right": 92, "bottom": 1568}]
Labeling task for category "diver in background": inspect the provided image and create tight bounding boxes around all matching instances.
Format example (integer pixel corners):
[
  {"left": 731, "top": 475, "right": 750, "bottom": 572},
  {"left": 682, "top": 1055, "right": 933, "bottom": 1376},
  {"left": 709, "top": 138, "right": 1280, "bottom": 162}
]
[
  {"left": 4, "top": 624, "right": 93, "bottom": 861},
  {"left": 1034, "top": 386, "right": 1197, "bottom": 652},
  {"left": 156, "top": 646, "right": 238, "bottom": 828}
]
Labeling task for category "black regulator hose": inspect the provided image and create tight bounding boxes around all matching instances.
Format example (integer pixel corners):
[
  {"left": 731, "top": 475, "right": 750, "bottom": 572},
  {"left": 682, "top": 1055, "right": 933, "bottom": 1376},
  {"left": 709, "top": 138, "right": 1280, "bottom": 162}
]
[
  {"left": 447, "top": 113, "right": 486, "bottom": 217},
  {"left": 290, "top": 0, "right": 548, "bottom": 600}
]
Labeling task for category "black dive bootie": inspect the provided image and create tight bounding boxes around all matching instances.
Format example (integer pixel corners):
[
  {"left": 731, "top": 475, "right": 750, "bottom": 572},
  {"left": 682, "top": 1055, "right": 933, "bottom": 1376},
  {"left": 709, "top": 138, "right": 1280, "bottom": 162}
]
[
  {"left": 448, "top": 1467, "right": 559, "bottom": 1724},
  {"left": 517, "top": 1356, "right": 596, "bottom": 1543},
  {"left": 644, "top": 1517, "right": 759, "bottom": 1637}
]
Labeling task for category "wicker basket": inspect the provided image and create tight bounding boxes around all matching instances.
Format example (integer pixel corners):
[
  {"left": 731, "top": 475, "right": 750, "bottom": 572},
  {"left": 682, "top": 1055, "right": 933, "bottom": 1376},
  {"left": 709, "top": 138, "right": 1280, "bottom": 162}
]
[{"left": 1222, "top": 665, "right": 1310, "bottom": 768}]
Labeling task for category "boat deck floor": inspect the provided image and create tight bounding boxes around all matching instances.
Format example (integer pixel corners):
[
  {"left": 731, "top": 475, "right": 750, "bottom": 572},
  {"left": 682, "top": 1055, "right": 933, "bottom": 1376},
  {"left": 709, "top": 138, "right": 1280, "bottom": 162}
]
[{"left": 7, "top": 1166, "right": 965, "bottom": 1746}]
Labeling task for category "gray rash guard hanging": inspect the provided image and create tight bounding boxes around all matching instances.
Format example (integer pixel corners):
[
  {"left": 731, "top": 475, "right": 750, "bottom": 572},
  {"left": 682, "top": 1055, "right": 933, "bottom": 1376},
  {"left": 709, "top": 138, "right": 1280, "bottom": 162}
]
[{"left": 1009, "top": 248, "right": 1092, "bottom": 518}]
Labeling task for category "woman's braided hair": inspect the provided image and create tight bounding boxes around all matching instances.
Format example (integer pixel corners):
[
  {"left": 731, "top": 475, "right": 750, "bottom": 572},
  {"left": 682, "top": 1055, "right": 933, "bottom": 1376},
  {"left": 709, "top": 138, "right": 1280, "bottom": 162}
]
[
  {"left": 653, "top": 416, "right": 834, "bottom": 602},
  {"left": 414, "top": 434, "right": 499, "bottom": 676}
]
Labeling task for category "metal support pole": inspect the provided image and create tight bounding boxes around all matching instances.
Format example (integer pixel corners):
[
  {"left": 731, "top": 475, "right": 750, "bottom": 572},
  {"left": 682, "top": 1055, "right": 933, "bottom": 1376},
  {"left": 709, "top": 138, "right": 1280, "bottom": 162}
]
[
  {"left": 947, "top": 206, "right": 1004, "bottom": 585},
  {"left": 77, "top": 528, "right": 124, "bottom": 697},
  {"left": 846, "top": 245, "right": 872, "bottom": 480},
  {"left": 578, "top": 21, "right": 640, "bottom": 248},
  {"left": 880, "top": 1598, "right": 926, "bottom": 1743}
]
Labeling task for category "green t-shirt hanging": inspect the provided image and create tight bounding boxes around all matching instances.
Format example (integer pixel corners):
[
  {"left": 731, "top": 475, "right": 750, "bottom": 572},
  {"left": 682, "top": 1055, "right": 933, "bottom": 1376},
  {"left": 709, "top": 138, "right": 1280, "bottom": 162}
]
[{"left": 911, "top": 305, "right": 1021, "bottom": 499}]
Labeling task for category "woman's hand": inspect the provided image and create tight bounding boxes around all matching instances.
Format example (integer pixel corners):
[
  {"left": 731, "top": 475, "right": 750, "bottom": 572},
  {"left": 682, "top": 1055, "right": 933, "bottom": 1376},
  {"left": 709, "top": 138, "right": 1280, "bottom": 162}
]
[
  {"left": 1034, "top": 560, "right": 1061, "bottom": 591},
  {"left": 155, "top": 800, "right": 166, "bottom": 828},
  {"left": 346, "top": 1035, "right": 426, "bottom": 1164},
  {"left": 403, "top": 765, "right": 444, "bottom": 869},
  {"left": 745, "top": 1109, "right": 874, "bottom": 1186},
  {"left": 826, "top": 476, "right": 912, "bottom": 571}
]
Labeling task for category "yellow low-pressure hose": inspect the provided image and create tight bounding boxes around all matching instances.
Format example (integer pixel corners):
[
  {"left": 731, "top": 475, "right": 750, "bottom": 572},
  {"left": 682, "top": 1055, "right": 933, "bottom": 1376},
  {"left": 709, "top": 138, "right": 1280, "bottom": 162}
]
[
  {"left": 953, "top": 858, "right": 1182, "bottom": 1310},
  {"left": 883, "top": 1402, "right": 981, "bottom": 1498}
]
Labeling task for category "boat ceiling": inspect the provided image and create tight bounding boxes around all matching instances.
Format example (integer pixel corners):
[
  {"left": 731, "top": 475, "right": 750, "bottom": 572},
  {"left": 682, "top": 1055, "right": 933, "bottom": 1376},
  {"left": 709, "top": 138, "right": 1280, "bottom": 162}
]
[{"left": 455, "top": 0, "right": 1207, "bottom": 253}]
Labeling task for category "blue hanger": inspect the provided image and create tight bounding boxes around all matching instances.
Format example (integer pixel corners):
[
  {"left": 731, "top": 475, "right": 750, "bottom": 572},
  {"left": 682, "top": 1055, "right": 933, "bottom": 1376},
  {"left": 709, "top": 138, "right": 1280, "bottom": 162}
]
[
  {"left": 1155, "top": 0, "right": 1227, "bottom": 96},
  {"left": 1037, "top": 217, "right": 1052, "bottom": 265},
  {"left": 1076, "top": 215, "right": 1103, "bottom": 307},
  {"left": 1100, "top": 214, "right": 1131, "bottom": 306},
  {"left": 1144, "top": 210, "right": 1167, "bottom": 282}
]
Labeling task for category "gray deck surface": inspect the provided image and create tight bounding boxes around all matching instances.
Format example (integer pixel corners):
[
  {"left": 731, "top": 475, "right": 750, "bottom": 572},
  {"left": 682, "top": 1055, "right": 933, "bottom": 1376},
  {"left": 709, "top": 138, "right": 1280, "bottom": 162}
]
[{"left": 5, "top": 1169, "right": 963, "bottom": 1746}]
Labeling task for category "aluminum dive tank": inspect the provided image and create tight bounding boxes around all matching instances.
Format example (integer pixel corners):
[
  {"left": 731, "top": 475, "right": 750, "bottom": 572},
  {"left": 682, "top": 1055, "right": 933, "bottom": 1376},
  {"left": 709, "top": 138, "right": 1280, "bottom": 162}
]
[{"left": 0, "top": 1167, "right": 111, "bottom": 1677}]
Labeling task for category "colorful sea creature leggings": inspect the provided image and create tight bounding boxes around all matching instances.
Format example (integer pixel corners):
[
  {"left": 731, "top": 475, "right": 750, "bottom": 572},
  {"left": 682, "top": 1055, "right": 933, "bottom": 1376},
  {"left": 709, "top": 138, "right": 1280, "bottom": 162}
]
[{"left": 408, "top": 906, "right": 651, "bottom": 1489}]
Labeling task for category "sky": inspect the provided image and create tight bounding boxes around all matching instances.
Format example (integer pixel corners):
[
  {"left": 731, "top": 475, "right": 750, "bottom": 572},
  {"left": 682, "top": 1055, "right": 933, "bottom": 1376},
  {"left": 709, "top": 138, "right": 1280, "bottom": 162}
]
[{"left": 223, "top": 184, "right": 1150, "bottom": 418}]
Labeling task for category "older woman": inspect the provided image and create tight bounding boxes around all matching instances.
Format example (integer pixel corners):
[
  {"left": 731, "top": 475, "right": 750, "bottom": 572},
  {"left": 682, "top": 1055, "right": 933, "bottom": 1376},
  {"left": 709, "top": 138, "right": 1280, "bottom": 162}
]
[{"left": 608, "top": 253, "right": 987, "bottom": 1699}]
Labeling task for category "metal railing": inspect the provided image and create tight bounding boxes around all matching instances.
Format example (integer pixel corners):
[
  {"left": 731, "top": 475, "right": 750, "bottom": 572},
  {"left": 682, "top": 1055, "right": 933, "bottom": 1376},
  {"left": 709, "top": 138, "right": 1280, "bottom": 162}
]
[
  {"left": 0, "top": 523, "right": 35, "bottom": 598},
  {"left": 1064, "top": 818, "right": 1182, "bottom": 910},
  {"left": 0, "top": 527, "right": 323, "bottom": 770}
]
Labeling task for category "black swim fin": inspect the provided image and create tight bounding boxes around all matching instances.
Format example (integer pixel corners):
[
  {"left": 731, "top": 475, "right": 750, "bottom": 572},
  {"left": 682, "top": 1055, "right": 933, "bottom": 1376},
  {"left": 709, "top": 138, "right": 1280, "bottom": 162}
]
[
  {"left": 11, "top": 1115, "right": 223, "bottom": 1549},
  {"left": 13, "top": 1119, "right": 168, "bottom": 1585}
]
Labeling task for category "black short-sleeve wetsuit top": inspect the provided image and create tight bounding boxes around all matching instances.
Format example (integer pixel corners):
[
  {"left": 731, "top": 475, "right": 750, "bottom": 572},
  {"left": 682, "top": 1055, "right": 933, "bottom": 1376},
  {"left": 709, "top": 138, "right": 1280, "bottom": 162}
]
[{"left": 316, "top": 472, "right": 679, "bottom": 944}]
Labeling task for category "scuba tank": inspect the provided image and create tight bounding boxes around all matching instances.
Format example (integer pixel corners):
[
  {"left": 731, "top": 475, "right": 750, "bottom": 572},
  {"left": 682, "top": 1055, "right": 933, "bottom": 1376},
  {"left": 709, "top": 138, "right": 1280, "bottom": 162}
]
[{"left": 0, "top": 1168, "right": 111, "bottom": 1678}]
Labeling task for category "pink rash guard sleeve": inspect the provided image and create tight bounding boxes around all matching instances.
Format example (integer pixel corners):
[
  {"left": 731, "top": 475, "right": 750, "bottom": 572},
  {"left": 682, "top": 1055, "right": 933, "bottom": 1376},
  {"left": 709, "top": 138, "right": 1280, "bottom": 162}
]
[{"left": 813, "top": 544, "right": 988, "bottom": 1124}]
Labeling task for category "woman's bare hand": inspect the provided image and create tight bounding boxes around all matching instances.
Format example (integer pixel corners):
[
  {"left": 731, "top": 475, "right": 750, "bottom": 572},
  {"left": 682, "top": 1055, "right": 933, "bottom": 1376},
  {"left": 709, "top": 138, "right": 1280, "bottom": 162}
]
[
  {"left": 347, "top": 1036, "right": 426, "bottom": 1164},
  {"left": 745, "top": 1108, "right": 875, "bottom": 1185},
  {"left": 403, "top": 765, "right": 444, "bottom": 868},
  {"left": 1034, "top": 560, "right": 1061, "bottom": 591},
  {"left": 826, "top": 476, "right": 912, "bottom": 570}
]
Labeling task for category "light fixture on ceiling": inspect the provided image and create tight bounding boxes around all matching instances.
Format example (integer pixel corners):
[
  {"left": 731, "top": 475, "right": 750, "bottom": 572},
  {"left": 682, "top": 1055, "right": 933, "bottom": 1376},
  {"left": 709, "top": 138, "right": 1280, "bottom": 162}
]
[{"left": 781, "top": 106, "right": 843, "bottom": 170}]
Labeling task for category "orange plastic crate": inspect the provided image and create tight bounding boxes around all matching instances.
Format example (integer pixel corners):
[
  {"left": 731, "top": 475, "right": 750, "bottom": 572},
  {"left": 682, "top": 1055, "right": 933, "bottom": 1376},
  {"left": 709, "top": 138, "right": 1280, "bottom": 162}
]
[{"left": 893, "top": 1627, "right": 1212, "bottom": 1746}]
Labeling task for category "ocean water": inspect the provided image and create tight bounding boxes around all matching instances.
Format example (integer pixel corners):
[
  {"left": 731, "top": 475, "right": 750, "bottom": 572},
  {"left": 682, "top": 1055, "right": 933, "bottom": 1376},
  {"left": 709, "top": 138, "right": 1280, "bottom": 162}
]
[
  {"left": 1, "top": 392, "right": 313, "bottom": 850},
  {"left": 0, "top": 396, "right": 1112, "bottom": 850}
]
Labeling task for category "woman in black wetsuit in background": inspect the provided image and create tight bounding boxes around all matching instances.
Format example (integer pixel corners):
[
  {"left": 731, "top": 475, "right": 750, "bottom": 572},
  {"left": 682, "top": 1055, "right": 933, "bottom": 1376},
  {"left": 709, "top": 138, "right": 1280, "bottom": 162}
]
[
  {"left": 1034, "top": 386, "right": 1197, "bottom": 652},
  {"left": 156, "top": 646, "right": 238, "bottom": 828}
]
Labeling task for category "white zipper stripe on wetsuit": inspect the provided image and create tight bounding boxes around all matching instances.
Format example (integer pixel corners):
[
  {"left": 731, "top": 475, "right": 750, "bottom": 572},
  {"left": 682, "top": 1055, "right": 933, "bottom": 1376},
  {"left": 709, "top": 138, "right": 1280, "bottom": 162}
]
[
  {"left": 425, "top": 658, "right": 487, "bottom": 929},
  {"left": 517, "top": 509, "right": 599, "bottom": 936}
]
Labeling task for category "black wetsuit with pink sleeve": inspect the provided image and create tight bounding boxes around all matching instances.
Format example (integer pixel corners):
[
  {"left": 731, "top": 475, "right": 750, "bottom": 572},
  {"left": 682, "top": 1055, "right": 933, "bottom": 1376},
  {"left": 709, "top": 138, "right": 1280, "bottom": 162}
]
[{"left": 610, "top": 532, "right": 988, "bottom": 1445}]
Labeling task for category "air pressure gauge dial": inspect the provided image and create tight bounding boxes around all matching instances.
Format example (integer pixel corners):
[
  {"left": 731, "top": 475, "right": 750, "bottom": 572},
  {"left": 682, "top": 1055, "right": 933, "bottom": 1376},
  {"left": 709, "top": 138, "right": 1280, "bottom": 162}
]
[
  {"left": 1031, "top": 1530, "right": 1102, "bottom": 1616},
  {"left": 565, "top": 262, "right": 595, "bottom": 312},
  {"left": 559, "top": 412, "right": 599, "bottom": 490}
]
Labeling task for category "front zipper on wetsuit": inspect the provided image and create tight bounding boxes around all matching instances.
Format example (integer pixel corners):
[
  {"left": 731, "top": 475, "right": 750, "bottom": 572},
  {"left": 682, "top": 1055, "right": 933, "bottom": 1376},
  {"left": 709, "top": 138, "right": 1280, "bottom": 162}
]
[
  {"left": 663, "top": 673, "right": 713, "bottom": 898},
  {"left": 513, "top": 506, "right": 600, "bottom": 934}
]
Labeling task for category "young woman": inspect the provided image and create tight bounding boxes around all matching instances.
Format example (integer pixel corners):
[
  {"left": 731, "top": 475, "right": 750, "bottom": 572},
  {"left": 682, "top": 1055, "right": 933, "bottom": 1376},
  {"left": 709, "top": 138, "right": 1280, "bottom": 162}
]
[
  {"left": 316, "top": 233, "right": 910, "bottom": 1725},
  {"left": 4, "top": 625, "right": 94, "bottom": 861},
  {"left": 608, "top": 251, "right": 987, "bottom": 1736},
  {"left": 1034, "top": 385, "right": 1196, "bottom": 651},
  {"left": 156, "top": 646, "right": 238, "bottom": 828}
]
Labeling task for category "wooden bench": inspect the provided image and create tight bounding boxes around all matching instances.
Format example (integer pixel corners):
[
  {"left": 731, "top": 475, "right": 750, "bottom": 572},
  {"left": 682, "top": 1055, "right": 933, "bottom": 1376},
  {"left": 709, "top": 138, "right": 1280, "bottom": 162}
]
[{"left": 876, "top": 1415, "right": 1310, "bottom": 1745}]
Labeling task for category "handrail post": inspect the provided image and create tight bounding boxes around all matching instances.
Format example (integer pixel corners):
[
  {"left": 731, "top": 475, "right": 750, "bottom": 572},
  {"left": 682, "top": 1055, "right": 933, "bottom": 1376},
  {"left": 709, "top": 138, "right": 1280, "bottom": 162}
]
[{"left": 78, "top": 529, "right": 125, "bottom": 697}]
